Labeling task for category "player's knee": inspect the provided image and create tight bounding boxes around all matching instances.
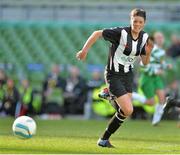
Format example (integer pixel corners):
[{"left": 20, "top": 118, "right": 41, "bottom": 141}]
[
  {"left": 146, "top": 98, "right": 155, "bottom": 105},
  {"left": 123, "top": 106, "right": 133, "bottom": 116}
]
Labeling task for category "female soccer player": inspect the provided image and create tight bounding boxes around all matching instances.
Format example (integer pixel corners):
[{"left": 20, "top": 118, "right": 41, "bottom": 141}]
[
  {"left": 76, "top": 8, "right": 153, "bottom": 148},
  {"left": 139, "top": 31, "right": 172, "bottom": 125}
]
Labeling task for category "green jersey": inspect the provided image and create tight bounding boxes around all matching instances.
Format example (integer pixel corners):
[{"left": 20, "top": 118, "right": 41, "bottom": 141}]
[
  {"left": 142, "top": 45, "right": 167, "bottom": 75},
  {"left": 140, "top": 45, "right": 167, "bottom": 98}
]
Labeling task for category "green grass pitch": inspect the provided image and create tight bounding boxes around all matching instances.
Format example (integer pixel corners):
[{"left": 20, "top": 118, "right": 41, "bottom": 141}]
[{"left": 0, "top": 117, "right": 180, "bottom": 154}]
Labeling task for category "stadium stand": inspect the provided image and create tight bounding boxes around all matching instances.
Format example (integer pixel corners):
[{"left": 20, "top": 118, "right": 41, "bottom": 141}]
[
  {"left": 0, "top": 0, "right": 179, "bottom": 85},
  {"left": 0, "top": 22, "right": 180, "bottom": 83}
]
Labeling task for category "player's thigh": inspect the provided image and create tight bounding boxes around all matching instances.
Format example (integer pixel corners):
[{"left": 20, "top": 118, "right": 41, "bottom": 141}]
[
  {"left": 127, "top": 93, "right": 132, "bottom": 98},
  {"left": 154, "top": 76, "right": 165, "bottom": 90},
  {"left": 141, "top": 78, "right": 156, "bottom": 99}
]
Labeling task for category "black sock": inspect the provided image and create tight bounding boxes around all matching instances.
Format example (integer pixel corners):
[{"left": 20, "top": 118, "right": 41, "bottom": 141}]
[{"left": 101, "top": 111, "right": 126, "bottom": 140}]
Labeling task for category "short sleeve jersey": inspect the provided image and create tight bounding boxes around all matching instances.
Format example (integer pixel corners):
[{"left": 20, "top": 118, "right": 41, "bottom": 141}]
[{"left": 102, "top": 26, "right": 149, "bottom": 73}]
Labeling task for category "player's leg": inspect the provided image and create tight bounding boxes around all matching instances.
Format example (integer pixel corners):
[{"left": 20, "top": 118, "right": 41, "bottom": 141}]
[
  {"left": 132, "top": 91, "right": 147, "bottom": 104},
  {"left": 139, "top": 74, "right": 156, "bottom": 105},
  {"left": 140, "top": 76, "right": 165, "bottom": 125},
  {"left": 97, "top": 71, "right": 133, "bottom": 148},
  {"left": 140, "top": 78, "right": 156, "bottom": 106},
  {"left": 97, "top": 93, "right": 133, "bottom": 148},
  {"left": 152, "top": 89, "right": 165, "bottom": 125},
  {"left": 152, "top": 76, "right": 166, "bottom": 125}
]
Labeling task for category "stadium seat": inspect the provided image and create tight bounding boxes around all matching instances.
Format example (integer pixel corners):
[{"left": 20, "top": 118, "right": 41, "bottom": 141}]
[{"left": 0, "top": 22, "right": 180, "bottom": 83}]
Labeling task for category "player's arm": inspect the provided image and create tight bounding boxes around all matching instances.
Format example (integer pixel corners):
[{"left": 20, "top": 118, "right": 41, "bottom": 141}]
[
  {"left": 141, "top": 37, "right": 154, "bottom": 65},
  {"left": 76, "top": 30, "right": 103, "bottom": 61}
]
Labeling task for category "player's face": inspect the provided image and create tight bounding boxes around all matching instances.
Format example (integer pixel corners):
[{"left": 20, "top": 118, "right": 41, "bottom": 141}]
[
  {"left": 130, "top": 16, "right": 145, "bottom": 34},
  {"left": 154, "top": 32, "right": 164, "bottom": 47}
]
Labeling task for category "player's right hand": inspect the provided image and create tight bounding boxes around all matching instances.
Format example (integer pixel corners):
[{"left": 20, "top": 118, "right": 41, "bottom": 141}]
[
  {"left": 76, "top": 50, "right": 88, "bottom": 61},
  {"left": 145, "top": 38, "right": 154, "bottom": 55}
]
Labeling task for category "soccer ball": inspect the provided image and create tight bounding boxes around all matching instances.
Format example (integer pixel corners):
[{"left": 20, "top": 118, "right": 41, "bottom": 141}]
[{"left": 12, "top": 116, "right": 37, "bottom": 139}]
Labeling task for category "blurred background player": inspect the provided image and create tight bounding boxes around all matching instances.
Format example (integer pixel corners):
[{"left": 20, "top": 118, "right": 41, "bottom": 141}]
[
  {"left": 138, "top": 31, "right": 172, "bottom": 125},
  {"left": 76, "top": 8, "right": 153, "bottom": 147}
]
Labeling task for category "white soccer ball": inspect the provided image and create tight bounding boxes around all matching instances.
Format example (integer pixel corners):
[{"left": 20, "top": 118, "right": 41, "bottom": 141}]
[{"left": 12, "top": 116, "right": 37, "bottom": 139}]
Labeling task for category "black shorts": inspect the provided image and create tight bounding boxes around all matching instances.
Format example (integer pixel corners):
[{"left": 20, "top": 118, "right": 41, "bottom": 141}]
[{"left": 104, "top": 69, "right": 133, "bottom": 98}]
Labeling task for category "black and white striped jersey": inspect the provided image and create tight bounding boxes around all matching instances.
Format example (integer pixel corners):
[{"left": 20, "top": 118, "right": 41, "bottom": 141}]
[{"left": 102, "top": 26, "right": 149, "bottom": 73}]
